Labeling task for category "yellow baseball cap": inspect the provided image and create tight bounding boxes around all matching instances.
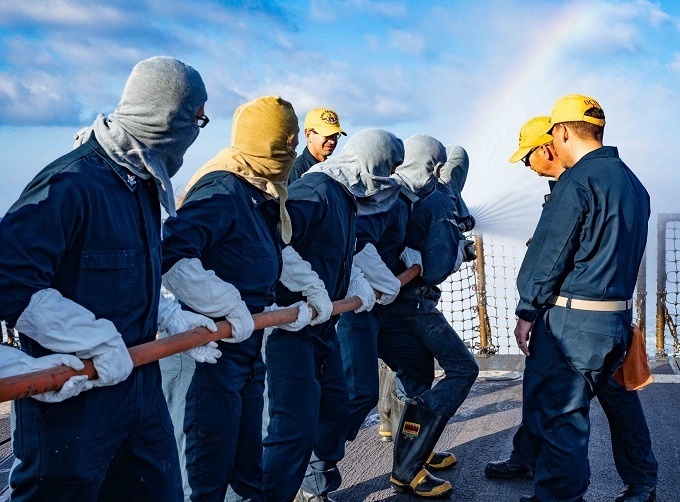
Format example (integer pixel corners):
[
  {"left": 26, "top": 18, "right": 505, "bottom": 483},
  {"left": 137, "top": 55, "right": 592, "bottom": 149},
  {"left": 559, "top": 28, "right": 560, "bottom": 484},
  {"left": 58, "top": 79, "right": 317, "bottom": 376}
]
[
  {"left": 550, "top": 94, "right": 605, "bottom": 127},
  {"left": 509, "top": 116, "right": 553, "bottom": 163},
  {"left": 304, "top": 108, "right": 346, "bottom": 137}
]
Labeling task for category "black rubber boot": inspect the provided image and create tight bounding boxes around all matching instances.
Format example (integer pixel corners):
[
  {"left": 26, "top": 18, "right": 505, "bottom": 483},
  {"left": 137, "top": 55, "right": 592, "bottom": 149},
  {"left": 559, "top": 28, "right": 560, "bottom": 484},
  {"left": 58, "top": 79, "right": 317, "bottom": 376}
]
[
  {"left": 378, "top": 364, "right": 396, "bottom": 442},
  {"left": 426, "top": 450, "right": 457, "bottom": 471},
  {"left": 390, "top": 398, "right": 453, "bottom": 498}
]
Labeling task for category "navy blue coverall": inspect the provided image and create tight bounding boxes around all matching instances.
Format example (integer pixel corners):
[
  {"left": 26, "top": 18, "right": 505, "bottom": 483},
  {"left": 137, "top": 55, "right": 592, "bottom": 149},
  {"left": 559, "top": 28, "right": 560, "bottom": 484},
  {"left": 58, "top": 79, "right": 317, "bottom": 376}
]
[
  {"left": 377, "top": 186, "right": 479, "bottom": 418},
  {"left": 0, "top": 136, "right": 183, "bottom": 500},
  {"left": 335, "top": 192, "right": 410, "bottom": 440},
  {"left": 505, "top": 177, "right": 657, "bottom": 491},
  {"left": 287, "top": 146, "right": 318, "bottom": 185},
  {"left": 517, "top": 147, "right": 650, "bottom": 502},
  {"left": 161, "top": 171, "right": 282, "bottom": 501},
  {"left": 262, "top": 172, "right": 356, "bottom": 501}
]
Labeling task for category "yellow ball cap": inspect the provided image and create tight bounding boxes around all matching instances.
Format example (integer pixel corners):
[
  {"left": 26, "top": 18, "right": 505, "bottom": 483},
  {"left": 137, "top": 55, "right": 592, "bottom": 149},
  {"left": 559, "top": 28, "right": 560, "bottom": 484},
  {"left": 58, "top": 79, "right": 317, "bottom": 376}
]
[
  {"left": 304, "top": 108, "right": 347, "bottom": 137},
  {"left": 509, "top": 116, "right": 553, "bottom": 163},
  {"left": 550, "top": 94, "right": 605, "bottom": 127}
]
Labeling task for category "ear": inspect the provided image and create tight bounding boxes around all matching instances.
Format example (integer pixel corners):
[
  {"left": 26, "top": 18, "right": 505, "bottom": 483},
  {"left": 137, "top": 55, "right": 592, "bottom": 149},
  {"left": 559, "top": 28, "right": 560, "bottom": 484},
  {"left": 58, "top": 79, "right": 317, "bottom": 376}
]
[
  {"left": 304, "top": 129, "right": 314, "bottom": 141},
  {"left": 544, "top": 144, "right": 556, "bottom": 160}
]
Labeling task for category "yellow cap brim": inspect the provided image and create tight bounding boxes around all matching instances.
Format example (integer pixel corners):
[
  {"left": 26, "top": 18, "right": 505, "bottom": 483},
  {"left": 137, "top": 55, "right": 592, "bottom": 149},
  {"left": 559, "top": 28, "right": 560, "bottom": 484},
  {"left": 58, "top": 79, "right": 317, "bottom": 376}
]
[
  {"left": 509, "top": 146, "right": 531, "bottom": 164},
  {"left": 508, "top": 132, "right": 553, "bottom": 163}
]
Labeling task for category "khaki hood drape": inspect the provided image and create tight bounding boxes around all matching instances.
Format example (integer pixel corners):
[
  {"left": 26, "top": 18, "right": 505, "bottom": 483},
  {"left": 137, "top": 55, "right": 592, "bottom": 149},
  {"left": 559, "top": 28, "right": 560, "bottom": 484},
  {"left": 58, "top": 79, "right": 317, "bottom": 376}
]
[{"left": 183, "top": 96, "right": 299, "bottom": 243}]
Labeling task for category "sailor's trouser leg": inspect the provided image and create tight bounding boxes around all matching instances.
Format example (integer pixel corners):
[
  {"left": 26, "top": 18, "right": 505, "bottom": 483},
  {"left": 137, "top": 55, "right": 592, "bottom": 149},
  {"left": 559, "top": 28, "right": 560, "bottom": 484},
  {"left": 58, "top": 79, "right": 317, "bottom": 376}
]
[
  {"left": 523, "top": 307, "right": 628, "bottom": 502},
  {"left": 301, "top": 338, "right": 350, "bottom": 496},
  {"left": 262, "top": 329, "right": 319, "bottom": 502},
  {"left": 161, "top": 351, "right": 196, "bottom": 500},
  {"left": 184, "top": 333, "right": 265, "bottom": 502},
  {"left": 410, "top": 308, "right": 479, "bottom": 418},
  {"left": 336, "top": 310, "right": 380, "bottom": 441},
  {"left": 510, "top": 424, "right": 538, "bottom": 469},
  {"left": 597, "top": 377, "right": 658, "bottom": 486}
]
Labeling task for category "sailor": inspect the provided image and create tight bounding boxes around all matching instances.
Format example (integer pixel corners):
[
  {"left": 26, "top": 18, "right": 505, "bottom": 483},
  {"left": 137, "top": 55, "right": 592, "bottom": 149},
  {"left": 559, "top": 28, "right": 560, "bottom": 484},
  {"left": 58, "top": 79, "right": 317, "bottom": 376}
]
[
  {"left": 160, "top": 96, "right": 315, "bottom": 501},
  {"left": 487, "top": 116, "right": 657, "bottom": 502},
  {"left": 376, "top": 143, "right": 477, "bottom": 442},
  {"left": 288, "top": 107, "right": 346, "bottom": 185},
  {"left": 514, "top": 96, "right": 651, "bottom": 502},
  {"left": 379, "top": 134, "right": 480, "bottom": 497},
  {"left": 262, "top": 128, "right": 402, "bottom": 502},
  {"left": 0, "top": 56, "right": 209, "bottom": 500}
]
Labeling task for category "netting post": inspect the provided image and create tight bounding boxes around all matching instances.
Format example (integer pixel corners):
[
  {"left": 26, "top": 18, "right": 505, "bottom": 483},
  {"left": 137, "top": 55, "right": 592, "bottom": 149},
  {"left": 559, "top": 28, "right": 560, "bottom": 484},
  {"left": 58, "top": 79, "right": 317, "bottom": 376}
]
[
  {"left": 656, "top": 214, "right": 668, "bottom": 361},
  {"left": 635, "top": 250, "right": 646, "bottom": 339},
  {"left": 474, "top": 234, "right": 491, "bottom": 356}
]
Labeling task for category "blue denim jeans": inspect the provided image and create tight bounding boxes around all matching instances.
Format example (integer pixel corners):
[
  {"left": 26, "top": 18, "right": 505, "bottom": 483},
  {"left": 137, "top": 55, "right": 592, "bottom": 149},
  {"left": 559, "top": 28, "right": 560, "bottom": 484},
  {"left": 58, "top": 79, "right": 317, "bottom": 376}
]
[
  {"left": 11, "top": 363, "right": 183, "bottom": 501},
  {"left": 262, "top": 323, "right": 349, "bottom": 501},
  {"left": 523, "top": 306, "right": 631, "bottom": 502},
  {"left": 376, "top": 287, "right": 479, "bottom": 419}
]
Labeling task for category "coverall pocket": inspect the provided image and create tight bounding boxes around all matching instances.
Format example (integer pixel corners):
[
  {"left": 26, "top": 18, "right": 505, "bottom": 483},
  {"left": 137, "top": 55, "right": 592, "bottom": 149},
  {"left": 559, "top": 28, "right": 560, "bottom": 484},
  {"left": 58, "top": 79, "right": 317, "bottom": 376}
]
[
  {"left": 573, "top": 320, "right": 622, "bottom": 371},
  {"left": 238, "top": 240, "right": 279, "bottom": 288},
  {"left": 77, "top": 249, "right": 133, "bottom": 320}
]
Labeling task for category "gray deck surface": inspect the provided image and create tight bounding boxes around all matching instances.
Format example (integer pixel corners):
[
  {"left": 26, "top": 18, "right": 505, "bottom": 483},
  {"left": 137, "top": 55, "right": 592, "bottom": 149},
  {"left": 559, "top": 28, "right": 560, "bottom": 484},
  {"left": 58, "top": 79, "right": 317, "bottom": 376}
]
[
  {"left": 333, "top": 355, "right": 680, "bottom": 501},
  {"left": 1, "top": 355, "right": 679, "bottom": 501}
]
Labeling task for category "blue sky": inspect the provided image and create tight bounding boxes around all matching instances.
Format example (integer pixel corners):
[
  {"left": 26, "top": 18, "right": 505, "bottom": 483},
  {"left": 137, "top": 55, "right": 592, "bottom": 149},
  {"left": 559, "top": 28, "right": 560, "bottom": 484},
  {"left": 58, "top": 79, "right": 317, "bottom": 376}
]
[{"left": 0, "top": 0, "right": 679, "bottom": 238}]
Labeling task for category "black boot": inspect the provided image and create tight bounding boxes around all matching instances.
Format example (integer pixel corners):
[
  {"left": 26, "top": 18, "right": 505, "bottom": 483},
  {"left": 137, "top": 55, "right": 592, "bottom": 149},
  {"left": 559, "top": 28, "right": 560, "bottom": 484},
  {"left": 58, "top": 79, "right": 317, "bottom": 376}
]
[
  {"left": 378, "top": 364, "right": 396, "bottom": 442},
  {"left": 390, "top": 398, "right": 453, "bottom": 498},
  {"left": 485, "top": 457, "right": 534, "bottom": 478},
  {"left": 426, "top": 450, "right": 457, "bottom": 471}
]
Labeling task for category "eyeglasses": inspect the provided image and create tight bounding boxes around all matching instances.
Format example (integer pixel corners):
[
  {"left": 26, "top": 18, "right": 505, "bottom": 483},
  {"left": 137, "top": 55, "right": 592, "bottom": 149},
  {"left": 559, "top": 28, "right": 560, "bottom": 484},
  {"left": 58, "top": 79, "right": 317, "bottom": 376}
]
[
  {"left": 196, "top": 114, "right": 210, "bottom": 128},
  {"left": 312, "top": 130, "right": 340, "bottom": 141},
  {"left": 522, "top": 147, "right": 538, "bottom": 167}
]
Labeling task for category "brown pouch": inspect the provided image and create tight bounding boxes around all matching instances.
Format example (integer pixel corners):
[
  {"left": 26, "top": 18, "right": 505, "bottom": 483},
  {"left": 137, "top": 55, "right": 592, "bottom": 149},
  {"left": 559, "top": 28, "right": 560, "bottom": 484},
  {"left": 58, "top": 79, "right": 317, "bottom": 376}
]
[{"left": 612, "top": 324, "right": 653, "bottom": 391}]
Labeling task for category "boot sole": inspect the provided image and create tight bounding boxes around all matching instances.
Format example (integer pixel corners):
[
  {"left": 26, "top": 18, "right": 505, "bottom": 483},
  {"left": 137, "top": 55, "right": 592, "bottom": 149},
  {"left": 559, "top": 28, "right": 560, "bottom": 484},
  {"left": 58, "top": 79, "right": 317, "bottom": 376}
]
[{"left": 390, "top": 479, "right": 453, "bottom": 498}]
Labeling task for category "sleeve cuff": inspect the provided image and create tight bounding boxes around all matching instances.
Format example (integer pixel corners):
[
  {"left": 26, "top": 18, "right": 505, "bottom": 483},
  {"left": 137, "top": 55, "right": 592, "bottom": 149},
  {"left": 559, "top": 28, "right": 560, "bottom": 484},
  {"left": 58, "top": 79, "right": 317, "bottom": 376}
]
[{"left": 516, "top": 309, "right": 539, "bottom": 322}]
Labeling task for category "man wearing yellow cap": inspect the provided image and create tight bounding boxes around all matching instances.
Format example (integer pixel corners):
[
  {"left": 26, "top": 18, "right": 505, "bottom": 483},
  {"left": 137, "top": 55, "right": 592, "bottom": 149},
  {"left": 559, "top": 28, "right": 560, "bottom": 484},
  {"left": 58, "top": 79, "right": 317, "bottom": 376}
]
[
  {"left": 487, "top": 116, "right": 657, "bottom": 502},
  {"left": 512, "top": 96, "right": 652, "bottom": 502},
  {"left": 288, "top": 107, "right": 346, "bottom": 184}
]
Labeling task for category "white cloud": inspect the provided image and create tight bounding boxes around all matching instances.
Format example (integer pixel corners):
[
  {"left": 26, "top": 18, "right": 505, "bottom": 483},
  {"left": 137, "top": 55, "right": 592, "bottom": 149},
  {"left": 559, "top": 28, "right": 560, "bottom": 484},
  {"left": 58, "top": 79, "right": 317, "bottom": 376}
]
[
  {"left": 388, "top": 30, "right": 426, "bottom": 56},
  {"left": 351, "top": 0, "right": 407, "bottom": 18},
  {"left": 0, "top": 72, "right": 81, "bottom": 125},
  {"left": 669, "top": 52, "right": 680, "bottom": 72},
  {"left": 0, "top": 0, "right": 125, "bottom": 27}
]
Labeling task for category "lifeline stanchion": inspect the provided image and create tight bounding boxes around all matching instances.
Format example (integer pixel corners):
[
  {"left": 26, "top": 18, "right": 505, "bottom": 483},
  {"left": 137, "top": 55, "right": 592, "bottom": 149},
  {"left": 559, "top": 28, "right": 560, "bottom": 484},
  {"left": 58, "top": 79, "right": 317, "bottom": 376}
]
[{"left": 0, "top": 265, "right": 421, "bottom": 402}]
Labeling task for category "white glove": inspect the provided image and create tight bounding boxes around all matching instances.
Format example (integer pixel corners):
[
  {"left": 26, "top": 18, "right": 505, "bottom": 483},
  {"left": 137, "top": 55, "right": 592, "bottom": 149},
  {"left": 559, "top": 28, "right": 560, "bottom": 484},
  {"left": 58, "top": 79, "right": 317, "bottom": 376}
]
[
  {"left": 15, "top": 288, "right": 125, "bottom": 357},
  {"left": 157, "top": 291, "right": 220, "bottom": 363},
  {"left": 279, "top": 246, "right": 333, "bottom": 325},
  {"left": 346, "top": 264, "right": 376, "bottom": 313},
  {"left": 353, "top": 244, "right": 401, "bottom": 306},
  {"left": 14, "top": 288, "right": 132, "bottom": 388},
  {"left": 89, "top": 336, "right": 133, "bottom": 388},
  {"left": 162, "top": 258, "right": 254, "bottom": 343},
  {"left": 186, "top": 341, "right": 221, "bottom": 364},
  {"left": 30, "top": 354, "right": 94, "bottom": 402},
  {"left": 265, "top": 301, "right": 313, "bottom": 332},
  {"left": 400, "top": 247, "right": 423, "bottom": 271},
  {"left": 221, "top": 300, "right": 255, "bottom": 343},
  {"left": 0, "top": 347, "right": 93, "bottom": 402}
]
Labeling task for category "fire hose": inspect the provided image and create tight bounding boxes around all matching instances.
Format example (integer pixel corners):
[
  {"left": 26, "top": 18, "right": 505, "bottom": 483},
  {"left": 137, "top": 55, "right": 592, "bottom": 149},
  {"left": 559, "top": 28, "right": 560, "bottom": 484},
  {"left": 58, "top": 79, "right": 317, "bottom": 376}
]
[{"left": 0, "top": 265, "right": 421, "bottom": 402}]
